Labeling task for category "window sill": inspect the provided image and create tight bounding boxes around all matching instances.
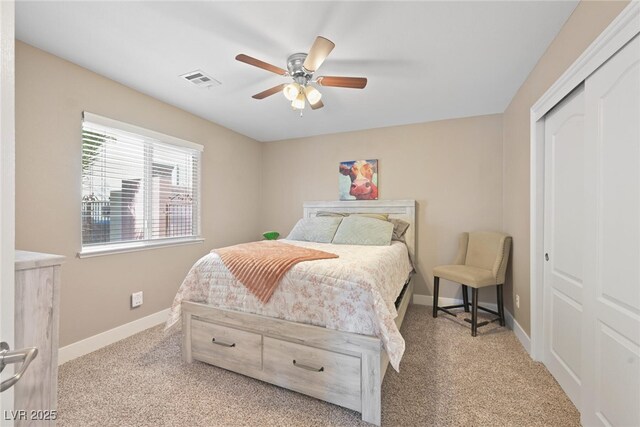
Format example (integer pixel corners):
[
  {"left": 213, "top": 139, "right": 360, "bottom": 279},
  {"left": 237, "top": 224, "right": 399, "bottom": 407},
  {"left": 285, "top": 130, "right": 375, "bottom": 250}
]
[{"left": 77, "top": 237, "right": 205, "bottom": 258}]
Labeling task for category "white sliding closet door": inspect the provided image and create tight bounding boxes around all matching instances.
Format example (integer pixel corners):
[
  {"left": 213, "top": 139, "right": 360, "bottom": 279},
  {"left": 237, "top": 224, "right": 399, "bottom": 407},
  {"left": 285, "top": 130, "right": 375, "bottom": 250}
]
[
  {"left": 543, "top": 86, "right": 585, "bottom": 408},
  {"left": 582, "top": 34, "right": 640, "bottom": 427}
]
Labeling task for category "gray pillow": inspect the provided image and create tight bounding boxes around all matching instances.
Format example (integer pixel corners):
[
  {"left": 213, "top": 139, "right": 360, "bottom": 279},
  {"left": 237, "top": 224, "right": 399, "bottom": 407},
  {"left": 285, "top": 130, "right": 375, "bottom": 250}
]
[
  {"left": 315, "top": 211, "right": 348, "bottom": 217},
  {"left": 316, "top": 212, "right": 389, "bottom": 221},
  {"left": 351, "top": 213, "right": 389, "bottom": 221},
  {"left": 389, "top": 218, "right": 410, "bottom": 241},
  {"left": 286, "top": 217, "right": 343, "bottom": 243},
  {"left": 332, "top": 216, "right": 394, "bottom": 246}
]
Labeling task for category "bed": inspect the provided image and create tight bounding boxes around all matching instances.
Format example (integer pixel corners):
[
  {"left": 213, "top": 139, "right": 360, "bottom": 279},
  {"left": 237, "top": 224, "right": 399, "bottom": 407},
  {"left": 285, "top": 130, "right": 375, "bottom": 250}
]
[{"left": 170, "top": 200, "right": 416, "bottom": 425}]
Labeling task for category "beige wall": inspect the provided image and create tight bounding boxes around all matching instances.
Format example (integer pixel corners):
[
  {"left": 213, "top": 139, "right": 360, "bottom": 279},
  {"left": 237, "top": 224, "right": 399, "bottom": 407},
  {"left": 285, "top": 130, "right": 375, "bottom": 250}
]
[
  {"left": 261, "top": 114, "right": 504, "bottom": 301},
  {"left": 15, "top": 42, "right": 263, "bottom": 347},
  {"left": 502, "top": 0, "right": 629, "bottom": 334}
]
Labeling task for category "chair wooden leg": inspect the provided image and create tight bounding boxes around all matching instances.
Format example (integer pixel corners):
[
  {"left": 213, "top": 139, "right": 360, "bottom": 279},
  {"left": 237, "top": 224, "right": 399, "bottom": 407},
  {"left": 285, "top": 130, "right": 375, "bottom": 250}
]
[
  {"left": 462, "top": 284, "right": 469, "bottom": 312},
  {"left": 471, "top": 288, "right": 478, "bottom": 337},
  {"left": 497, "top": 284, "right": 505, "bottom": 327},
  {"left": 433, "top": 277, "right": 440, "bottom": 318}
]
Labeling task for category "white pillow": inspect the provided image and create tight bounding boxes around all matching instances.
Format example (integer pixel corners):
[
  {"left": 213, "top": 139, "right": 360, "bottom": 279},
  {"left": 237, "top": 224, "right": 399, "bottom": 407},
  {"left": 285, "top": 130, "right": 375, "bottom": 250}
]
[{"left": 286, "top": 217, "right": 343, "bottom": 243}]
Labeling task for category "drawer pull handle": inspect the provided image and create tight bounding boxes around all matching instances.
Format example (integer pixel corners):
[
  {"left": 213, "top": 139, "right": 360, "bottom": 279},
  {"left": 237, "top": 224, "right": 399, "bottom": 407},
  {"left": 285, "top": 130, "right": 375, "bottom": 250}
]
[
  {"left": 292, "top": 360, "right": 324, "bottom": 372},
  {"left": 211, "top": 338, "right": 236, "bottom": 348}
]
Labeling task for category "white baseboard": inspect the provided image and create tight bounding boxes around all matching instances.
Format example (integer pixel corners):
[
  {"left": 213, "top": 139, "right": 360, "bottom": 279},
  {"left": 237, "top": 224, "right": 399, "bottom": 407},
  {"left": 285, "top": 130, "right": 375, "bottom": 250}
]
[
  {"left": 412, "top": 293, "right": 433, "bottom": 306},
  {"left": 58, "top": 308, "right": 170, "bottom": 365},
  {"left": 510, "top": 316, "right": 531, "bottom": 354},
  {"left": 412, "top": 294, "right": 531, "bottom": 355}
]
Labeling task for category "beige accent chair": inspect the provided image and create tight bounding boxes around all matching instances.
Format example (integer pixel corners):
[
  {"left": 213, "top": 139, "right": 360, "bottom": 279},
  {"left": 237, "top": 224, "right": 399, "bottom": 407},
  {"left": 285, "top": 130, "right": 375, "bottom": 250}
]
[{"left": 432, "top": 231, "right": 512, "bottom": 336}]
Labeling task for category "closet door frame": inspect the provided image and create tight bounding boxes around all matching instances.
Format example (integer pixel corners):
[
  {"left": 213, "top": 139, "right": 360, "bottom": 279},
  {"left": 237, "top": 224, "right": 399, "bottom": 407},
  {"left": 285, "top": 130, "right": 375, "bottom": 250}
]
[{"left": 529, "top": 1, "right": 639, "bottom": 362}]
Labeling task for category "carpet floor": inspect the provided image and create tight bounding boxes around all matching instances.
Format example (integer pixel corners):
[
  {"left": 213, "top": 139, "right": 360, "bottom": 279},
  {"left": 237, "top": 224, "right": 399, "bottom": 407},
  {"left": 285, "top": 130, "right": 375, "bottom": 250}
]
[{"left": 57, "top": 305, "right": 580, "bottom": 426}]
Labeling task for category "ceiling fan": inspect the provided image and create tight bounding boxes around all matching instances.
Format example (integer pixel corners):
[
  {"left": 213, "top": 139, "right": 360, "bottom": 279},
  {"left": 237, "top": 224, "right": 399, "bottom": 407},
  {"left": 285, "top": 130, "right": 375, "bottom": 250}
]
[{"left": 236, "top": 36, "right": 367, "bottom": 112}]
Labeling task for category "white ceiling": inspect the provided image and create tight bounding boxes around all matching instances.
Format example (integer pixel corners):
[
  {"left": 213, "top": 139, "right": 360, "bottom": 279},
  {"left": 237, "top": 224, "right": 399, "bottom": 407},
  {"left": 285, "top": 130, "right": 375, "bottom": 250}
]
[{"left": 16, "top": 1, "right": 577, "bottom": 142}]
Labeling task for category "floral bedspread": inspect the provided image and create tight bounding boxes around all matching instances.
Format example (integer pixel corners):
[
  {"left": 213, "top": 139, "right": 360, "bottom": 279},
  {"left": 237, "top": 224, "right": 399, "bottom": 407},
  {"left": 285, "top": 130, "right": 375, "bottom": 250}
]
[{"left": 166, "top": 239, "right": 413, "bottom": 371}]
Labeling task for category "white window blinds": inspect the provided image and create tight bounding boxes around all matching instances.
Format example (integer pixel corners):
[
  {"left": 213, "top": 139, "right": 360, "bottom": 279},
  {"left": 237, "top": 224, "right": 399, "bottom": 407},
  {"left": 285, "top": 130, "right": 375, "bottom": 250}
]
[{"left": 81, "top": 112, "right": 202, "bottom": 254}]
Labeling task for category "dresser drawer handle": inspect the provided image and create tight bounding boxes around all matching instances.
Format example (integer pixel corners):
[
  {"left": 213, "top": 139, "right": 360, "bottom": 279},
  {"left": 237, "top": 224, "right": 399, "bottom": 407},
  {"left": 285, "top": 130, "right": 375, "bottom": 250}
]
[
  {"left": 292, "top": 360, "right": 324, "bottom": 372},
  {"left": 211, "top": 338, "right": 236, "bottom": 348}
]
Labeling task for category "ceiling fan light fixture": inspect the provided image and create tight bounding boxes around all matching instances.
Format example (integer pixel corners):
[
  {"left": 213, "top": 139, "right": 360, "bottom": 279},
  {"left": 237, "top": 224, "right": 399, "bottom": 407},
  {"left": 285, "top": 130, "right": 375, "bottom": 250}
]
[
  {"left": 292, "top": 92, "right": 306, "bottom": 110},
  {"left": 304, "top": 85, "right": 322, "bottom": 105},
  {"left": 238, "top": 35, "right": 366, "bottom": 112},
  {"left": 283, "top": 83, "right": 301, "bottom": 101}
]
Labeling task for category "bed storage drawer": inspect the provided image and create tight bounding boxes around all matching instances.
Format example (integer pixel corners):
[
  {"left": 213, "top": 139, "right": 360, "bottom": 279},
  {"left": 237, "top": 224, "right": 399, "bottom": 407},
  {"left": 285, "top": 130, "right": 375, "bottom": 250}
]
[
  {"left": 262, "top": 337, "right": 362, "bottom": 411},
  {"left": 191, "top": 318, "right": 262, "bottom": 372}
]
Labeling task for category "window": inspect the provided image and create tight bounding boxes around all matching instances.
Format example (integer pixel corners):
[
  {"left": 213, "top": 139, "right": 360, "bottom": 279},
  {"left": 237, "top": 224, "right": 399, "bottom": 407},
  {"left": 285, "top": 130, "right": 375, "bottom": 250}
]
[{"left": 80, "top": 112, "right": 203, "bottom": 256}]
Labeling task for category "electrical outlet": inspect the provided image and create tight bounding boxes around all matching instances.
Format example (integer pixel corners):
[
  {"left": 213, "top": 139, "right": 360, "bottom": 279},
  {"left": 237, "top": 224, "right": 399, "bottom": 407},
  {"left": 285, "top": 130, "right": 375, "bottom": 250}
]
[
  {"left": 515, "top": 294, "right": 520, "bottom": 309},
  {"left": 131, "top": 291, "right": 143, "bottom": 308}
]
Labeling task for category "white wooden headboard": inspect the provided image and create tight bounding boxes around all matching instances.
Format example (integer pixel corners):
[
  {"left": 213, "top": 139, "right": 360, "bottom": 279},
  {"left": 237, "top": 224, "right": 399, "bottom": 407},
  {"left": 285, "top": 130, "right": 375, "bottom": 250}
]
[{"left": 303, "top": 200, "right": 416, "bottom": 261}]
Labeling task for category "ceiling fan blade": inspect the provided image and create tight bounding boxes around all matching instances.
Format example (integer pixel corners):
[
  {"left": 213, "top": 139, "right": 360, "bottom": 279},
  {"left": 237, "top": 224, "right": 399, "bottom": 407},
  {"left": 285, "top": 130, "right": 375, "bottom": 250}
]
[
  {"left": 236, "top": 54, "right": 288, "bottom": 76},
  {"left": 316, "top": 76, "right": 367, "bottom": 89},
  {"left": 310, "top": 99, "right": 324, "bottom": 110},
  {"left": 252, "top": 84, "right": 286, "bottom": 99},
  {"left": 303, "top": 36, "right": 335, "bottom": 72}
]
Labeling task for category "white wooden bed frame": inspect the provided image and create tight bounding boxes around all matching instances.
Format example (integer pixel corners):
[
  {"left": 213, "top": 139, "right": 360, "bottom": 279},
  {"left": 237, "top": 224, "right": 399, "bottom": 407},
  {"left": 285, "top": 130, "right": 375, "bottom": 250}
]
[{"left": 181, "top": 200, "right": 416, "bottom": 425}]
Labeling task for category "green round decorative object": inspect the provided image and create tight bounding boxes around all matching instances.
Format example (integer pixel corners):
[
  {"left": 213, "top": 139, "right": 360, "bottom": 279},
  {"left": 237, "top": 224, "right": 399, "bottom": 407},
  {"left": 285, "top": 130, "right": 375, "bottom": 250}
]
[{"left": 263, "top": 231, "right": 280, "bottom": 240}]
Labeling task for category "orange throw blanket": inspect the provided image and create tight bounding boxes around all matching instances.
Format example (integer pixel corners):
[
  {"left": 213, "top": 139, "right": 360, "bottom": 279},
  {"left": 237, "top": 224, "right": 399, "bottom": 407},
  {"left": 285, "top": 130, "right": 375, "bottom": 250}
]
[{"left": 213, "top": 241, "right": 338, "bottom": 303}]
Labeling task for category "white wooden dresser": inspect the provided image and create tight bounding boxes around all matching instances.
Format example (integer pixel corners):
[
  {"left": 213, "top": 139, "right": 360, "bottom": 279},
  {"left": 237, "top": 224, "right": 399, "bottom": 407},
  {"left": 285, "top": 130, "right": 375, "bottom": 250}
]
[{"left": 14, "top": 251, "right": 64, "bottom": 426}]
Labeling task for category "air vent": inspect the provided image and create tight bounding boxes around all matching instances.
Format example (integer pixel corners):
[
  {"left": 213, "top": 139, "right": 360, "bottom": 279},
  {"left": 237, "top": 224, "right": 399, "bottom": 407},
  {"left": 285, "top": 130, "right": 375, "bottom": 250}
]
[{"left": 180, "top": 70, "right": 221, "bottom": 88}]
